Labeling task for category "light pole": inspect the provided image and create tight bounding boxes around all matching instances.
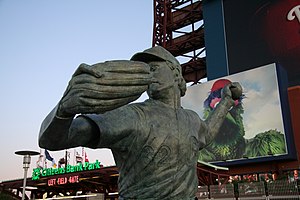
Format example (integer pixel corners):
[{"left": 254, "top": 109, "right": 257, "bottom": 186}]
[{"left": 15, "top": 150, "right": 39, "bottom": 200}]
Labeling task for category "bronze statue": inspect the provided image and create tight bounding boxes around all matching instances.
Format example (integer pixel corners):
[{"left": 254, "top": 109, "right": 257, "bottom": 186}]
[{"left": 39, "top": 46, "right": 242, "bottom": 199}]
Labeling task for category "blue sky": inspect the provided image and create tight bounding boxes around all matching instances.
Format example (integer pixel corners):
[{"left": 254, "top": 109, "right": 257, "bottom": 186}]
[{"left": 0, "top": 1, "right": 153, "bottom": 181}]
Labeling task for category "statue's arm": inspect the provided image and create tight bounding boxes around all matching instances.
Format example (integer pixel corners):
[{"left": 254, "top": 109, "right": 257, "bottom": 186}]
[
  {"left": 38, "top": 60, "right": 152, "bottom": 150},
  {"left": 202, "top": 82, "right": 242, "bottom": 144},
  {"left": 38, "top": 104, "right": 99, "bottom": 151},
  {"left": 203, "top": 96, "right": 234, "bottom": 142}
]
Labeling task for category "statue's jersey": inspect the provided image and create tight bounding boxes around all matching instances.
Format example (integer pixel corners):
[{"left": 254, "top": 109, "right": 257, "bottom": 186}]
[{"left": 85, "top": 99, "right": 207, "bottom": 200}]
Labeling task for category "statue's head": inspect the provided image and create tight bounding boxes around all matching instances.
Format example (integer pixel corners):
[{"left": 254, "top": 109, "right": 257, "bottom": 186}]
[{"left": 131, "top": 46, "right": 186, "bottom": 96}]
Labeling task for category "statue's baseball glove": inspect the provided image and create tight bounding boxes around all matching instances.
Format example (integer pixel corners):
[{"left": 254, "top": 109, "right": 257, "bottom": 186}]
[{"left": 57, "top": 60, "right": 151, "bottom": 117}]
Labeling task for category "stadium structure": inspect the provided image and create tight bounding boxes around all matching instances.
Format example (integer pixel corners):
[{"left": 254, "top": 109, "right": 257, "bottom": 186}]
[{"left": 1, "top": 0, "right": 300, "bottom": 199}]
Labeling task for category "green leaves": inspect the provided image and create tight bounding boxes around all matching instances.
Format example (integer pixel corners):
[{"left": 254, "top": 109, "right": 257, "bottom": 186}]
[{"left": 244, "top": 129, "right": 286, "bottom": 157}]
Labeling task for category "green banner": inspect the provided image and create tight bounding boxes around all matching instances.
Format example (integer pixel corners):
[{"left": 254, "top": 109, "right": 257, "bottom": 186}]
[{"left": 32, "top": 160, "right": 101, "bottom": 180}]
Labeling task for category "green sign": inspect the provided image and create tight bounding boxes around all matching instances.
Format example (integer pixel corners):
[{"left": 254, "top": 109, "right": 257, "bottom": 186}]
[{"left": 32, "top": 160, "right": 101, "bottom": 180}]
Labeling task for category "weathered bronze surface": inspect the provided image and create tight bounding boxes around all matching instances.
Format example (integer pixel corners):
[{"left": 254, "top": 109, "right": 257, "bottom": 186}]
[{"left": 39, "top": 46, "right": 242, "bottom": 199}]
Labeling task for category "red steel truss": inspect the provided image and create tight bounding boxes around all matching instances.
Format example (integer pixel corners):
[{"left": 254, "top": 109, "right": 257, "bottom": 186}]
[{"left": 153, "top": 0, "right": 206, "bottom": 83}]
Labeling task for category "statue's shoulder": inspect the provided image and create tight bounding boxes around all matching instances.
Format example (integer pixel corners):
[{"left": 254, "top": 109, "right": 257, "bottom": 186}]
[
  {"left": 129, "top": 99, "right": 157, "bottom": 107},
  {"left": 182, "top": 107, "right": 198, "bottom": 116},
  {"left": 127, "top": 99, "right": 157, "bottom": 113}
]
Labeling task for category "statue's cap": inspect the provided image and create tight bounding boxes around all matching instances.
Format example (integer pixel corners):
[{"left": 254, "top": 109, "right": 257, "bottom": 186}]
[{"left": 131, "top": 46, "right": 180, "bottom": 66}]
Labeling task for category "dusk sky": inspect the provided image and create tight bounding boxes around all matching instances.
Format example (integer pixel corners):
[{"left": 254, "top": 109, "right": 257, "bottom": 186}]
[
  {"left": 0, "top": 1, "right": 153, "bottom": 181},
  {"left": 1, "top": 0, "right": 289, "bottom": 184}
]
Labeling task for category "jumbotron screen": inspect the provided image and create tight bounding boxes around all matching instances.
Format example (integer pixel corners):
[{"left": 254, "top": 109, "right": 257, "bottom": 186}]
[{"left": 182, "top": 63, "right": 295, "bottom": 165}]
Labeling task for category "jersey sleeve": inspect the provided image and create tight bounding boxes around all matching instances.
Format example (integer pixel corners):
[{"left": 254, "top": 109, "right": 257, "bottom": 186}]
[
  {"left": 82, "top": 104, "right": 140, "bottom": 149},
  {"left": 184, "top": 109, "right": 208, "bottom": 149}
]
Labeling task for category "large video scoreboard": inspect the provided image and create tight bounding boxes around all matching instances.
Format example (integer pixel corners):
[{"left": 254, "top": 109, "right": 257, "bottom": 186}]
[{"left": 199, "top": 0, "right": 299, "bottom": 166}]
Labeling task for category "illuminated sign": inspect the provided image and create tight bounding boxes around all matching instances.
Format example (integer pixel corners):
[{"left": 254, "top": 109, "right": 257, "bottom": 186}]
[
  {"left": 48, "top": 175, "right": 79, "bottom": 186},
  {"left": 287, "top": 5, "right": 300, "bottom": 23},
  {"left": 32, "top": 160, "right": 101, "bottom": 180},
  {"left": 203, "top": 0, "right": 300, "bottom": 86},
  {"left": 222, "top": 0, "right": 300, "bottom": 86}
]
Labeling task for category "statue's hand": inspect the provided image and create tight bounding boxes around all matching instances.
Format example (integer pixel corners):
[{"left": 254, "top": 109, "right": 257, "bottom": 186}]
[
  {"left": 57, "top": 60, "right": 152, "bottom": 118},
  {"left": 221, "top": 82, "right": 243, "bottom": 101}
]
